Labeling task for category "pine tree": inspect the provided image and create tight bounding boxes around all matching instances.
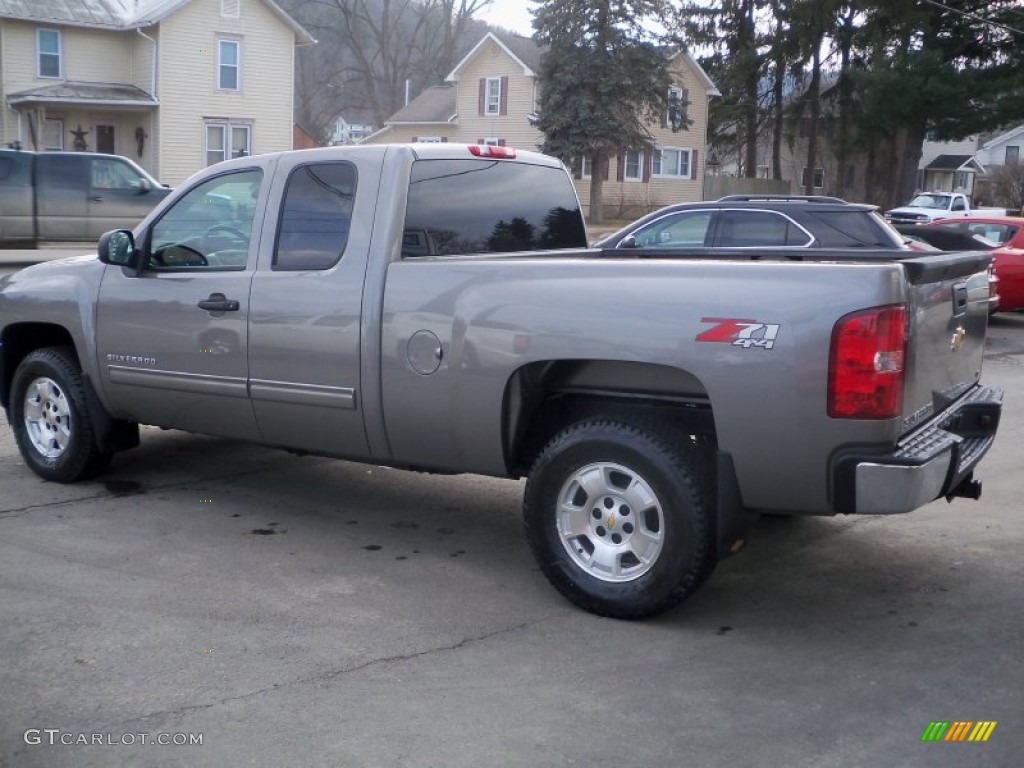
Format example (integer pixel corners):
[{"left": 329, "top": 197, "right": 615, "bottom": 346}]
[{"left": 532, "top": 0, "right": 684, "bottom": 223}]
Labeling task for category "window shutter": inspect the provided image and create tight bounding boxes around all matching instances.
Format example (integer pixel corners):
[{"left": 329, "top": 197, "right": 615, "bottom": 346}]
[
  {"left": 571, "top": 157, "right": 582, "bottom": 180},
  {"left": 498, "top": 139, "right": 506, "bottom": 147},
  {"left": 412, "top": 136, "right": 418, "bottom": 142},
  {"left": 603, "top": 158, "right": 610, "bottom": 181},
  {"left": 691, "top": 149, "right": 698, "bottom": 180},
  {"left": 616, "top": 155, "right": 625, "bottom": 182},
  {"left": 643, "top": 153, "right": 652, "bottom": 183},
  {"left": 477, "top": 138, "right": 485, "bottom": 144},
  {"left": 478, "top": 79, "right": 486, "bottom": 116},
  {"left": 441, "top": 137, "right": 448, "bottom": 143},
  {"left": 499, "top": 76, "right": 509, "bottom": 116}
]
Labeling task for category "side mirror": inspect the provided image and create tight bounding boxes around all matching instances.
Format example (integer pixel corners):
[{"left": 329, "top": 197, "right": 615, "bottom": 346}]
[
  {"left": 619, "top": 235, "right": 639, "bottom": 249},
  {"left": 98, "top": 229, "right": 137, "bottom": 268},
  {"left": 134, "top": 177, "right": 152, "bottom": 194}
]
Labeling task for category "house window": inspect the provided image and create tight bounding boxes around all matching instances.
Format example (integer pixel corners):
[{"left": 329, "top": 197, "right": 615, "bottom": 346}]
[
  {"left": 42, "top": 118, "right": 64, "bottom": 150},
  {"left": 416, "top": 136, "right": 443, "bottom": 143},
  {"left": 954, "top": 171, "right": 970, "bottom": 190},
  {"left": 624, "top": 151, "right": 643, "bottom": 181},
  {"left": 218, "top": 40, "right": 240, "bottom": 90},
  {"left": 205, "top": 122, "right": 251, "bottom": 165},
  {"left": 481, "top": 138, "right": 502, "bottom": 146},
  {"left": 665, "top": 86, "right": 686, "bottom": 128},
  {"left": 1006, "top": 146, "right": 1020, "bottom": 165},
  {"left": 652, "top": 147, "right": 691, "bottom": 178},
  {"left": 485, "top": 78, "right": 501, "bottom": 115},
  {"left": 581, "top": 157, "right": 592, "bottom": 179},
  {"left": 37, "top": 29, "right": 61, "bottom": 78},
  {"left": 801, "top": 167, "right": 825, "bottom": 189}
]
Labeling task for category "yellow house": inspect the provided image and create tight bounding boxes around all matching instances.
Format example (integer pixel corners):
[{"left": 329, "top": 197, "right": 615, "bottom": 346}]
[
  {"left": 0, "top": 0, "right": 313, "bottom": 185},
  {"left": 365, "top": 31, "right": 720, "bottom": 215}
]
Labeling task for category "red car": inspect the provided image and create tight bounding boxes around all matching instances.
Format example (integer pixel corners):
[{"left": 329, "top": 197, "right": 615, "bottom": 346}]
[{"left": 930, "top": 216, "right": 1024, "bottom": 312}]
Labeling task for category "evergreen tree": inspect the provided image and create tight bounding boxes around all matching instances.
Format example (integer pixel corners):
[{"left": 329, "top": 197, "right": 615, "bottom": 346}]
[{"left": 532, "top": 0, "right": 684, "bottom": 223}]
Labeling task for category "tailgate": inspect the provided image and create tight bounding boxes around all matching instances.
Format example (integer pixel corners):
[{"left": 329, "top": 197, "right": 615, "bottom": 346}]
[{"left": 900, "top": 251, "right": 992, "bottom": 433}]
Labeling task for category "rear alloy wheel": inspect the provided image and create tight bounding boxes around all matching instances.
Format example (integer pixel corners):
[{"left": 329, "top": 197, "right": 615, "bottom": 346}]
[
  {"left": 524, "top": 419, "right": 716, "bottom": 619},
  {"left": 10, "top": 347, "right": 111, "bottom": 482}
]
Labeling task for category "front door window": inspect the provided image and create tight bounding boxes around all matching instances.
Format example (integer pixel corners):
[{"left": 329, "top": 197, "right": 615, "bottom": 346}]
[{"left": 148, "top": 169, "right": 262, "bottom": 270}]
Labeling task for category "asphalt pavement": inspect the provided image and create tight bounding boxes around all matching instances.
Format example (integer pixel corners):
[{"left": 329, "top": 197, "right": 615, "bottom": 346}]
[{"left": 0, "top": 266, "right": 1021, "bottom": 766}]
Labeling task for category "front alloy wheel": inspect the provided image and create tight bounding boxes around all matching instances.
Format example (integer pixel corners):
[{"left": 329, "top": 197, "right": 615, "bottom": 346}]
[{"left": 22, "top": 376, "right": 73, "bottom": 459}]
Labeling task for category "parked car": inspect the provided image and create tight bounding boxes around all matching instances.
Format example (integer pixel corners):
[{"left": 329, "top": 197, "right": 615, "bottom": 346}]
[
  {"left": 0, "top": 148, "right": 171, "bottom": 245},
  {"left": 594, "top": 195, "right": 908, "bottom": 251},
  {"left": 885, "top": 192, "right": 1006, "bottom": 225},
  {"left": 927, "top": 216, "right": 1024, "bottom": 312}
]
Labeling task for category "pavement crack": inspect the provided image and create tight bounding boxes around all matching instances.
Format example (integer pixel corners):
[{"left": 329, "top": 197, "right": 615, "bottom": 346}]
[
  {"left": 100, "top": 619, "right": 543, "bottom": 731},
  {"left": 0, "top": 464, "right": 303, "bottom": 519}
]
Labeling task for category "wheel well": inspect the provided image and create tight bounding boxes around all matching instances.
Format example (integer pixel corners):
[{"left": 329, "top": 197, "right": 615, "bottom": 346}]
[
  {"left": 503, "top": 360, "right": 716, "bottom": 476},
  {"left": 1, "top": 323, "right": 77, "bottom": 410}
]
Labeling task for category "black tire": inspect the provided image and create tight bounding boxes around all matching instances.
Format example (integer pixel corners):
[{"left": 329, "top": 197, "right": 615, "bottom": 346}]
[
  {"left": 523, "top": 418, "right": 717, "bottom": 619},
  {"left": 10, "top": 346, "right": 112, "bottom": 482}
]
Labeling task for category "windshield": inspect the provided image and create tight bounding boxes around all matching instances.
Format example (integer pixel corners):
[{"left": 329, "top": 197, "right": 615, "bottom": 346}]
[{"left": 908, "top": 194, "right": 952, "bottom": 210}]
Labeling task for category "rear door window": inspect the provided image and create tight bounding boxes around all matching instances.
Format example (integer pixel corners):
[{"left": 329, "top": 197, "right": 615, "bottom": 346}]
[
  {"left": 274, "top": 162, "right": 356, "bottom": 271},
  {"left": 714, "top": 210, "right": 811, "bottom": 247},
  {"left": 38, "top": 155, "right": 89, "bottom": 191},
  {"left": 403, "top": 159, "right": 586, "bottom": 257}
]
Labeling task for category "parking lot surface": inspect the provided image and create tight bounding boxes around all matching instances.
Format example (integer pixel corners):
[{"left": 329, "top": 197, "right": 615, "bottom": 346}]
[{"left": 1, "top": 303, "right": 1022, "bottom": 767}]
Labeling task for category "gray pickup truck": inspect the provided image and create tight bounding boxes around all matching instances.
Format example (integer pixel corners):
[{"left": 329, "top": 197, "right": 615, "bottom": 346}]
[
  {"left": 0, "top": 144, "right": 1003, "bottom": 618},
  {"left": 0, "top": 148, "right": 170, "bottom": 245}
]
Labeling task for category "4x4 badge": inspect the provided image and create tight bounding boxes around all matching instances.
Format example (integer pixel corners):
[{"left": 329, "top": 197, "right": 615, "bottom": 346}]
[{"left": 697, "top": 318, "right": 781, "bottom": 350}]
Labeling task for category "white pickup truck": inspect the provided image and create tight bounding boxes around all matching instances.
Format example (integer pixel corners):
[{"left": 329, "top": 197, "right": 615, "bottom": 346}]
[{"left": 885, "top": 193, "right": 1006, "bottom": 225}]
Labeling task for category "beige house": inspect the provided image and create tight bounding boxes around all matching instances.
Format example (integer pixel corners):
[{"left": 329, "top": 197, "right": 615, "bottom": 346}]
[
  {"left": 364, "top": 32, "right": 719, "bottom": 216},
  {"left": 0, "top": 0, "right": 312, "bottom": 185}
]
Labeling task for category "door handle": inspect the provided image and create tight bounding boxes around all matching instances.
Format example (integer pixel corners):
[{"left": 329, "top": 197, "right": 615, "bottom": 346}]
[
  {"left": 198, "top": 293, "right": 240, "bottom": 312},
  {"left": 90, "top": 195, "right": 103, "bottom": 202}
]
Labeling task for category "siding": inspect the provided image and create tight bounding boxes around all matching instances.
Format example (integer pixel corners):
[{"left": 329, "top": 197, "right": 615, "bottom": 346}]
[
  {"left": 0, "top": 20, "right": 131, "bottom": 87},
  {"left": 372, "top": 125, "right": 455, "bottom": 143},
  {"left": 0, "top": 20, "right": 139, "bottom": 154},
  {"left": 131, "top": 27, "right": 158, "bottom": 95},
  {"left": 455, "top": 38, "right": 542, "bottom": 152},
  {"left": 157, "top": 0, "right": 296, "bottom": 185}
]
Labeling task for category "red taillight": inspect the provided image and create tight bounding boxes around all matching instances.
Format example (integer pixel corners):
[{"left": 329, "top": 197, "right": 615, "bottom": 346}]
[
  {"left": 469, "top": 144, "right": 517, "bottom": 159},
  {"left": 828, "top": 305, "right": 907, "bottom": 419}
]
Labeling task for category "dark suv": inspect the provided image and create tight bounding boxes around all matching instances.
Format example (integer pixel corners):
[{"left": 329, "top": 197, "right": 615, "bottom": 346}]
[{"left": 594, "top": 195, "right": 907, "bottom": 251}]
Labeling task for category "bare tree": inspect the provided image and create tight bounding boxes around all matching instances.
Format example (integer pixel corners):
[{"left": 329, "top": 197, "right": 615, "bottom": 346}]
[
  {"left": 297, "top": 0, "right": 492, "bottom": 128},
  {"left": 989, "top": 163, "right": 1024, "bottom": 215}
]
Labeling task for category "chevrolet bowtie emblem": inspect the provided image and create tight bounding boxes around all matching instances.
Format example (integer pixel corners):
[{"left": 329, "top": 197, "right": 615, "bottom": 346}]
[{"left": 950, "top": 326, "right": 967, "bottom": 352}]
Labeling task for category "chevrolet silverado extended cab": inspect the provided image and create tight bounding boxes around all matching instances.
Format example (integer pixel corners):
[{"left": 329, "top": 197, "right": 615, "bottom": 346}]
[{"left": 0, "top": 144, "right": 1003, "bottom": 619}]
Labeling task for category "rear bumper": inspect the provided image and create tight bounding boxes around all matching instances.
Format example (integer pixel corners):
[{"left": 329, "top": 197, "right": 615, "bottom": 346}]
[{"left": 833, "top": 385, "right": 1003, "bottom": 514}]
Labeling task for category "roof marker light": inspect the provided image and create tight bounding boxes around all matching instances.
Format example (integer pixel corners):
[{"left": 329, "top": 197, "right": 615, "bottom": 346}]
[{"left": 469, "top": 145, "right": 517, "bottom": 159}]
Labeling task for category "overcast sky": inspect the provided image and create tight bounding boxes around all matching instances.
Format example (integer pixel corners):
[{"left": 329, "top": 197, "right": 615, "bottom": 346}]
[{"left": 478, "top": 0, "right": 536, "bottom": 37}]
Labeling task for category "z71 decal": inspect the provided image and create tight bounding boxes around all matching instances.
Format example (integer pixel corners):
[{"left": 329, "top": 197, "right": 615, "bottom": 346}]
[{"left": 697, "top": 318, "right": 781, "bottom": 350}]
